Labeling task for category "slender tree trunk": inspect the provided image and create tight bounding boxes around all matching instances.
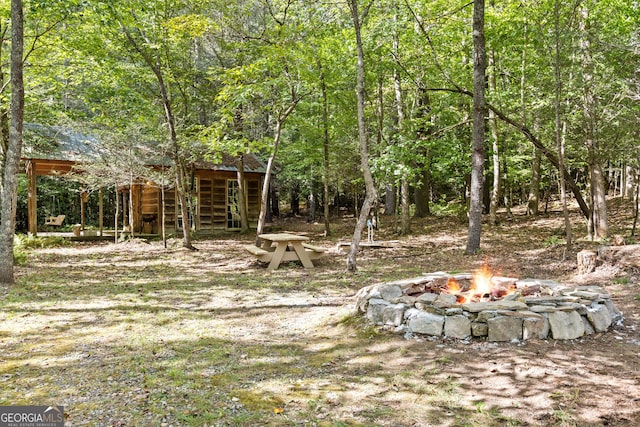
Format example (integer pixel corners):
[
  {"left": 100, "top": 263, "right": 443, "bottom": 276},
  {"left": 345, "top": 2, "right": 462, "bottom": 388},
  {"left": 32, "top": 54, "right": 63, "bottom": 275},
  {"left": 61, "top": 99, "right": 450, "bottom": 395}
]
[
  {"left": 392, "top": 6, "right": 411, "bottom": 235},
  {"left": 488, "top": 47, "right": 500, "bottom": 226},
  {"left": 256, "top": 101, "right": 298, "bottom": 243},
  {"left": 114, "top": 184, "right": 119, "bottom": 243},
  {"left": 527, "top": 147, "right": 541, "bottom": 215},
  {"left": 0, "top": 0, "right": 23, "bottom": 291},
  {"left": 119, "top": 22, "right": 194, "bottom": 249},
  {"left": 316, "top": 55, "right": 332, "bottom": 236},
  {"left": 235, "top": 155, "right": 249, "bottom": 233},
  {"left": 580, "top": 2, "right": 608, "bottom": 240},
  {"left": 347, "top": 0, "right": 377, "bottom": 272},
  {"left": 466, "top": 0, "right": 486, "bottom": 255},
  {"left": 632, "top": 176, "right": 639, "bottom": 236},
  {"left": 414, "top": 87, "right": 432, "bottom": 218},
  {"left": 554, "top": 0, "right": 571, "bottom": 254}
]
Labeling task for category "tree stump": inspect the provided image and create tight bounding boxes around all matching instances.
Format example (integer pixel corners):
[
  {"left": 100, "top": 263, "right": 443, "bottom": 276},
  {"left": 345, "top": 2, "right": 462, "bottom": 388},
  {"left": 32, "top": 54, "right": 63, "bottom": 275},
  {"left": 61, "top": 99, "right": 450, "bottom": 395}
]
[{"left": 577, "top": 250, "right": 597, "bottom": 275}]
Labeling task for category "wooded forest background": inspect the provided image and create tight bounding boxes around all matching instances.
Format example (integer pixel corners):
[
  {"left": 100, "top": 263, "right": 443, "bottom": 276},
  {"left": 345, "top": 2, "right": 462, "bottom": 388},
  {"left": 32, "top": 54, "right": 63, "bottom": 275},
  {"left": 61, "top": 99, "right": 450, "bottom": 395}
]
[{"left": 3, "top": 0, "right": 640, "bottom": 241}]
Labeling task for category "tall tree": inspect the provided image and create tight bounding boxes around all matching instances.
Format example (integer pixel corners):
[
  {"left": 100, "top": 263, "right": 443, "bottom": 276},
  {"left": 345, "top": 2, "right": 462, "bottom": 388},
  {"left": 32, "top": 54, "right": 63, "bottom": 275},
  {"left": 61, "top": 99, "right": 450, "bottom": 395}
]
[
  {"left": 466, "top": 0, "right": 486, "bottom": 255},
  {"left": 110, "top": 3, "right": 195, "bottom": 249},
  {"left": 0, "top": 0, "right": 23, "bottom": 291},
  {"left": 579, "top": 1, "right": 608, "bottom": 240},
  {"left": 346, "top": 0, "right": 377, "bottom": 272},
  {"left": 554, "top": 0, "right": 572, "bottom": 253}
]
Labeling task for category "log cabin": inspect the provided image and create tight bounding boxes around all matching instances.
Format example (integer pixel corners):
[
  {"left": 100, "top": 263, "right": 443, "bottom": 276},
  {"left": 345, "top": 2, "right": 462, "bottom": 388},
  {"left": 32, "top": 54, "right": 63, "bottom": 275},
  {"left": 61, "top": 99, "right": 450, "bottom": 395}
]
[{"left": 21, "top": 124, "right": 266, "bottom": 236}]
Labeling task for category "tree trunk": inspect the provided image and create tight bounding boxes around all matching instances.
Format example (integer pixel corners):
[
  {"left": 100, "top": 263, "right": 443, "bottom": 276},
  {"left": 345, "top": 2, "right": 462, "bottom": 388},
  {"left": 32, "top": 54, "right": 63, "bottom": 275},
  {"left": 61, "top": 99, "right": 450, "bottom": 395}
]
[
  {"left": 392, "top": 6, "right": 410, "bottom": 235},
  {"left": 316, "top": 55, "right": 332, "bottom": 236},
  {"left": 466, "top": 0, "right": 486, "bottom": 255},
  {"left": 256, "top": 100, "right": 298, "bottom": 243},
  {"left": 347, "top": 0, "right": 377, "bottom": 272},
  {"left": 114, "top": 184, "right": 119, "bottom": 243},
  {"left": 580, "top": 2, "right": 608, "bottom": 240},
  {"left": 488, "top": 47, "right": 500, "bottom": 226},
  {"left": 554, "top": 0, "right": 571, "bottom": 253},
  {"left": 384, "top": 184, "right": 396, "bottom": 216},
  {"left": 527, "top": 147, "right": 541, "bottom": 215},
  {"left": 0, "top": 0, "right": 23, "bottom": 291},
  {"left": 119, "top": 22, "right": 194, "bottom": 249},
  {"left": 414, "top": 167, "right": 431, "bottom": 217},
  {"left": 235, "top": 155, "right": 249, "bottom": 233},
  {"left": 414, "top": 86, "right": 432, "bottom": 218}
]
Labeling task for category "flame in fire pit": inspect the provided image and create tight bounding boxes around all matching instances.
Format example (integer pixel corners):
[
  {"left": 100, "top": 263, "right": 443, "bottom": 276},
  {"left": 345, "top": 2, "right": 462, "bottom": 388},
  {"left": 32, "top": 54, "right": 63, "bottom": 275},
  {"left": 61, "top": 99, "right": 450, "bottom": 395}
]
[{"left": 446, "top": 263, "right": 514, "bottom": 304}]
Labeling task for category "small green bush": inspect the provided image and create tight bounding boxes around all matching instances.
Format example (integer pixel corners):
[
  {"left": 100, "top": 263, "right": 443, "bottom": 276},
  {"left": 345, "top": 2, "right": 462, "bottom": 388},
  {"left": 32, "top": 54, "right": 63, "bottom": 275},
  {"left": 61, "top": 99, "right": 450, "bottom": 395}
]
[{"left": 14, "top": 233, "right": 67, "bottom": 250}]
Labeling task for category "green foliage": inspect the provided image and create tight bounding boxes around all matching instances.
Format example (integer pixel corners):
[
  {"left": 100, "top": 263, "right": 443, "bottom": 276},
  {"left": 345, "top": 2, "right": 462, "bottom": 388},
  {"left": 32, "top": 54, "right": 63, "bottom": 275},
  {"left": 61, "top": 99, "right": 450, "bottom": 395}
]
[
  {"left": 7, "top": 0, "right": 639, "bottom": 226},
  {"left": 14, "top": 234, "right": 68, "bottom": 250},
  {"left": 544, "top": 235, "right": 564, "bottom": 247},
  {"left": 13, "top": 234, "right": 68, "bottom": 266}
]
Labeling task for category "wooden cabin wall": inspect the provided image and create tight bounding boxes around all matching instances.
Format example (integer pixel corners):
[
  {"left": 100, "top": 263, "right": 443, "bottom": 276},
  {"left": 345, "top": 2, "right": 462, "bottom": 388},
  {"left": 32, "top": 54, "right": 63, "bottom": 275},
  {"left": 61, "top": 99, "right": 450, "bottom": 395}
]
[
  {"left": 196, "top": 171, "right": 262, "bottom": 233},
  {"left": 140, "top": 185, "right": 160, "bottom": 234},
  {"left": 153, "top": 171, "right": 262, "bottom": 234}
]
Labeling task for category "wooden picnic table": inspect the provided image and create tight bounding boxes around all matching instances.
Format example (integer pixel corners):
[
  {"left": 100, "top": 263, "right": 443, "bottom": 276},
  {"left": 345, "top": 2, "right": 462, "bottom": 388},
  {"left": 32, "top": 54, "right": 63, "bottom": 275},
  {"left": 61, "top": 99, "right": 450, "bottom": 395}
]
[{"left": 243, "top": 233, "right": 326, "bottom": 272}]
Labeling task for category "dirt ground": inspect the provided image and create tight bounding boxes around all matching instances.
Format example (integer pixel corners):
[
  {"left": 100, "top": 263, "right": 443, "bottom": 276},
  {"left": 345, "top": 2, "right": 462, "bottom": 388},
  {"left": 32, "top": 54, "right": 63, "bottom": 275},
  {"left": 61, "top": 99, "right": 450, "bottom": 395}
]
[{"left": 2, "top": 199, "right": 640, "bottom": 426}]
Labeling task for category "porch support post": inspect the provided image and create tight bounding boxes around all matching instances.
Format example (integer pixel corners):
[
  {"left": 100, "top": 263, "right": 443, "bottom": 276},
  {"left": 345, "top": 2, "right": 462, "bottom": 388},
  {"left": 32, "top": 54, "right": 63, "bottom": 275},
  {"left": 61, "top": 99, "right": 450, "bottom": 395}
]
[{"left": 26, "top": 160, "right": 37, "bottom": 235}]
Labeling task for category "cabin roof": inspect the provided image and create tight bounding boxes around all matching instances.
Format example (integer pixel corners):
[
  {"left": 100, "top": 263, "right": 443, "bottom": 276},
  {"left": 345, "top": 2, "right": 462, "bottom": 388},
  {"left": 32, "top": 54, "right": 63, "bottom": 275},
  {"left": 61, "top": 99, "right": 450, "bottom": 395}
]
[{"left": 22, "top": 124, "right": 266, "bottom": 174}]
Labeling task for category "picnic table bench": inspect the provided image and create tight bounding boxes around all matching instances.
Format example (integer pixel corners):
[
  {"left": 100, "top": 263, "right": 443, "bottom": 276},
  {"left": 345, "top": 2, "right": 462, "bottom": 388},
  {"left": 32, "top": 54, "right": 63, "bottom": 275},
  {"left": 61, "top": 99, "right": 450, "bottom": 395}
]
[{"left": 244, "top": 233, "right": 326, "bottom": 272}]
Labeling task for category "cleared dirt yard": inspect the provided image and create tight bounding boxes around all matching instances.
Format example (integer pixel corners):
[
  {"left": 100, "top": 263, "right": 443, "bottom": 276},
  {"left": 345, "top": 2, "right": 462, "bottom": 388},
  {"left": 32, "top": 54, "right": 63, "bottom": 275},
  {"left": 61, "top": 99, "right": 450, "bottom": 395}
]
[{"left": 2, "top": 201, "right": 640, "bottom": 426}]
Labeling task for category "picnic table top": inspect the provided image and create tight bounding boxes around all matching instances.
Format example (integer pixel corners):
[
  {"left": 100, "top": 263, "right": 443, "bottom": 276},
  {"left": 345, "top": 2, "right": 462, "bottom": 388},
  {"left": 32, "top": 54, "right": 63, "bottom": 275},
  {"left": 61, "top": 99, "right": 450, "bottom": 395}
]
[{"left": 258, "top": 233, "right": 309, "bottom": 242}]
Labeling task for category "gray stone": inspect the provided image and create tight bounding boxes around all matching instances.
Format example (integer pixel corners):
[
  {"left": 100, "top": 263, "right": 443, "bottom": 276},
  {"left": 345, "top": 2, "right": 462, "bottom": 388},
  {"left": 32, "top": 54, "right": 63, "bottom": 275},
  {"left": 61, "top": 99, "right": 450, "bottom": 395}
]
[
  {"left": 365, "top": 298, "right": 390, "bottom": 324},
  {"left": 416, "top": 292, "right": 438, "bottom": 303},
  {"left": 471, "top": 322, "right": 489, "bottom": 337},
  {"left": 582, "top": 316, "right": 595, "bottom": 335},
  {"left": 487, "top": 316, "right": 523, "bottom": 342},
  {"left": 397, "top": 295, "right": 418, "bottom": 305},
  {"left": 502, "top": 292, "right": 523, "bottom": 301},
  {"left": 586, "top": 304, "right": 612, "bottom": 332},
  {"left": 556, "top": 302, "right": 585, "bottom": 312},
  {"left": 404, "top": 307, "right": 420, "bottom": 320},
  {"left": 523, "top": 316, "right": 549, "bottom": 340},
  {"left": 444, "top": 315, "right": 471, "bottom": 339},
  {"left": 548, "top": 311, "right": 585, "bottom": 340},
  {"left": 407, "top": 312, "right": 445, "bottom": 336},
  {"left": 421, "top": 272, "right": 451, "bottom": 280},
  {"left": 477, "top": 310, "right": 499, "bottom": 322},
  {"left": 565, "top": 290, "right": 601, "bottom": 300},
  {"left": 524, "top": 296, "right": 580, "bottom": 304},
  {"left": 446, "top": 308, "right": 464, "bottom": 316},
  {"left": 433, "top": 293, "right": 458, "bottom": 308},
  {"left": 576, "top": 285, "right": 606, "bottom": 293},
  {"left": 415, "top": 303, "right": 445, "bottom": 315},
  {"left": 378, "top": 284, "right": 403, "bottom": 301},
  {"left": 603, "top": 299, "right": 623, "bottom": 323},
  {"left": 354, "top": 284, "right": 376, "bottom": 313},
  {"left": 382, "top": 303, "right": 408, "bottom": 327},
  {"left": 528, "top": 305, "right": 558, "bottom": 313},
  {"left": 461, "top": 301, "right": 527, "bottom": 312},
  {"left": 514, "top": 310, "right": 545, "bottom": 319}
]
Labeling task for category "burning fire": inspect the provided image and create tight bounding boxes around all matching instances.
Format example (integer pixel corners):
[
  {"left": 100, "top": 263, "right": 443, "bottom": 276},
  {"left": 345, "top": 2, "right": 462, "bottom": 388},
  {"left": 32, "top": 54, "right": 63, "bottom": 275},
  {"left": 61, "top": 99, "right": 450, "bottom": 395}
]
[{"left": 445, "top": 263, "right": 514, "bottom": 303}]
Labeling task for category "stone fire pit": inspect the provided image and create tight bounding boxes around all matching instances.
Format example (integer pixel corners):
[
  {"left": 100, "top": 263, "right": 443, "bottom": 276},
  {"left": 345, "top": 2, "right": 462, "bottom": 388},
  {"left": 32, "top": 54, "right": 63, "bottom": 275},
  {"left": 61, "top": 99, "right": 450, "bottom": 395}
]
[{"left": 355, "top": 272, "right": 623, "bottom": 342}]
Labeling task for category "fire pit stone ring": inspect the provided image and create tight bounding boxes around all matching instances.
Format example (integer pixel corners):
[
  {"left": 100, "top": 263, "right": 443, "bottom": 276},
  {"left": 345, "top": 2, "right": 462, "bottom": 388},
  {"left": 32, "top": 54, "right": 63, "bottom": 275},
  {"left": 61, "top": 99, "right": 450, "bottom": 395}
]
[{"left": 355, "top": 271, "right": 623, "bottom": 342}]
